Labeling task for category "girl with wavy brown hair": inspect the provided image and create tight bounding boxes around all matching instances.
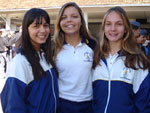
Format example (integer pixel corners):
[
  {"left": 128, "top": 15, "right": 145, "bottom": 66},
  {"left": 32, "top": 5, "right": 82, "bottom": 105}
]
[
  {"left": 92, "top": 6, "right": 150, "bottom": 113},
  {"left": 53, "top": 2, "right": 96, "bottom": 113}
]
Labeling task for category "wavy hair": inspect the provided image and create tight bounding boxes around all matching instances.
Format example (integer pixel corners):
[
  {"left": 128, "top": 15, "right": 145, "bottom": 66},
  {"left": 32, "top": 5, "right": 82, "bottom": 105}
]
[
  {"left": 53, "top": 2, "right": 94, "bottom": 59},
  {"left": 93, "top": 6, "right": 150, "bottom": 69}
]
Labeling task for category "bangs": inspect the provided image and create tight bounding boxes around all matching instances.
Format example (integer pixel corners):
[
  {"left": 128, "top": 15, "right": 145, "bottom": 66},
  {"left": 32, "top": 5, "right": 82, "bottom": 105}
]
[
  {"left": 26, "top": 9, "right": 50, "bottom": 27},
  {"left": 34, "top": 16, "right": 48, "bottom": 25}
]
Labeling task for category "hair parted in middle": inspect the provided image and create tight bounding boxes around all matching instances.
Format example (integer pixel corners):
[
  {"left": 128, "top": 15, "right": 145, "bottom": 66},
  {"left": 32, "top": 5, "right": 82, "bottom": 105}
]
[
  {"left": 53, "top": 2, "right": 93, "bottom": 59},
  {"left": 93, "top": 6, "right": 150, "bottom": 70}
]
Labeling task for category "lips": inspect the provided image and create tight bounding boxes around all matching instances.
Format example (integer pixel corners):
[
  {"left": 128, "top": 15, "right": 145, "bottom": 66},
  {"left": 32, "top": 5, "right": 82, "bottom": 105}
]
[
  {"left": 66, "top": 25, "right": 74, "bottom": 28},
  {"left": 37, "top": 35, "right": 48, "bottom": 41},
  {"left": 38, "top": 35, "right": 45, "bottom": 38},
  {"left": 109, "top": 33, "right": 118, "bottom": 37}
]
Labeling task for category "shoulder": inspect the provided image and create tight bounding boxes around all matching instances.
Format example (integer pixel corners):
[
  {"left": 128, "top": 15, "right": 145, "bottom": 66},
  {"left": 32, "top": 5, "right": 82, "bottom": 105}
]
[
  {"left": 10, "top": 53, "right": 29, "bottom": 66},
  {"left": 7, "top": 53, "right": 33, "bottom": 84},
  {"left": 87, "top": 38, "right": 97, "bottom": 50}
]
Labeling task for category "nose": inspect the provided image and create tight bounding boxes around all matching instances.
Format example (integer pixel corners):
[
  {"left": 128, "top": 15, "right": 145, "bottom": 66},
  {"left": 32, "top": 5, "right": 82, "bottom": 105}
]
[
  {"left": 66, "top": 17, "right": 72, "bottom": 22},
  {"left": 39, "top": 25, "right": 45, "bottom": 32},
  {"left": 111, "top": 24, "right": 116, "bottom": 31}
]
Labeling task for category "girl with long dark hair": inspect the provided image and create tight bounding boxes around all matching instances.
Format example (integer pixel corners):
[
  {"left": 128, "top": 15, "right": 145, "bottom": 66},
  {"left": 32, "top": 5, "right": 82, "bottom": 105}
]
[{"left": 1, "top": 8, "right": 58, "bottom": 113}]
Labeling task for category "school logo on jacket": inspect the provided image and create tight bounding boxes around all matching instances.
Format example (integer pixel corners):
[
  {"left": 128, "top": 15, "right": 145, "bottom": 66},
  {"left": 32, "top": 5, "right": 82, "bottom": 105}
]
[
  {"left": 83, "top": 52, "right": 93, "bottom": 62},
  {"left": 120, "top": 67, "right": 132, "bottom": 81}
]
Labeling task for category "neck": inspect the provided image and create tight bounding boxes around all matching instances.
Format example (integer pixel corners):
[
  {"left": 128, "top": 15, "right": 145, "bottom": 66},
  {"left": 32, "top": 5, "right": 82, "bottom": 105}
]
[
  {"left": 65, "top": 34, "right": 81, "bottom": 47},
  {"left": 109, "top": 42, "right": 121, "bottom": 55}
]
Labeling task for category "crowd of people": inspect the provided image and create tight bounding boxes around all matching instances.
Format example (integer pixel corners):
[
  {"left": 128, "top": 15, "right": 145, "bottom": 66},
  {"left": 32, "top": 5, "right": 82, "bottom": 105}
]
[
  {"left": 0, "top": 28, "right": 21, "bottom": 78},
  {"left": 130, "top": 21, "right": 150, "bottom": 59},
  {"left": 0, "top": 2, "right": 150, "bottom": 113}
]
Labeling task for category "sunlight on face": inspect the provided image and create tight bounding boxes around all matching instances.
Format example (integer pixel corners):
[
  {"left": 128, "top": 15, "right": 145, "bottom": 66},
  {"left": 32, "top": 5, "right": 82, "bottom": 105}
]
[
  {"left": 28, "top": 17, "right": 50, "bottom": 51},
  {"left": 104, "top": 11, "right": 126, "bottom": 45},
  {"left": 60, "top": 6, "right": 81, "bottom": 36}
]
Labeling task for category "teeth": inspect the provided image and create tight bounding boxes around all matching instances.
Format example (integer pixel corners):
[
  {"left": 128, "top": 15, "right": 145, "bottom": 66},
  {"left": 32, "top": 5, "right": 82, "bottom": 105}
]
[
  {"left": 38, "top": 35, "right": 45, "bottom": 38},
  {"left": 67, "top": 25, "right": 74, "bottom": 28},
  {"left": 110, "top": 33, "right": 117, "bottom": 36}
]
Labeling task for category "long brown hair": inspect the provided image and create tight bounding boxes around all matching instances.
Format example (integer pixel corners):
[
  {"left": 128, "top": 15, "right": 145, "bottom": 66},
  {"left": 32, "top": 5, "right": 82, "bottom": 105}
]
[
  {"left": 53, "top": 2, "right": 94, "bottom": 60},
  {"left": 93, "top": 6, "right": 150, "bottom": 70}
]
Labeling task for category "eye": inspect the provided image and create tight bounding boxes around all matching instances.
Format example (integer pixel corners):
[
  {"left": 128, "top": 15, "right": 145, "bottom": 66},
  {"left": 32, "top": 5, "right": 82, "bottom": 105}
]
[
  {"left": 105, "top": 22, "right": 111, "bottom": 26},
  {"left": 117, "top": 23, "right": 122, "bottom": 26},
  {"left": 61, "top": 16, "right": 66, "bottom": 20},
  {"left": 72, "top": 15, "right": 78, "bottom": 18},
  {"left": 44, "top": 24, "right": 49, "bottom": 27},
  {"left": 33, "top": 25, "right": 38, "bottom": 27},
  {"left": 116, "top": 21, "right": 123, "bottom": 26}
]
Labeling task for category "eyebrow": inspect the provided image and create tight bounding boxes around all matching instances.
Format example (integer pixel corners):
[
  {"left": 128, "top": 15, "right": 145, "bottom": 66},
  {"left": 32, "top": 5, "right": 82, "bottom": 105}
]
[{"left": 105, "top": 20, "right": 123, "bottom": 23}]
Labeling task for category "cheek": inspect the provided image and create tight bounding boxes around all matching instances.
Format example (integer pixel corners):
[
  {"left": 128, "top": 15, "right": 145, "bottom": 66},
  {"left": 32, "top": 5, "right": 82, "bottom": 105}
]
[
  {"left": 28, "top": 30, "right": 33, "bottom": 38},
  {"left": 104, "top": 27, "right": 109, "bottom": 35},
  {"left": 60, "top": 21, "right": 64, "bottom": 30},
  {"left": 77, "top": 20, "right": 82, "bottom": 27},
  {"left": 104, "top": 26, "right": 109, "bottom": 31},
  {"left": 60, "top": 20, "right": 64, "bottom": 26},
  {"left": 46, "top": 28, "right": 50, "bottom": 34},
  {"left": 119, "top": 28, "right": 126, "bottom": 35},
  {"left": 28, "top": 27, "right": 34, "bottom": 37}
]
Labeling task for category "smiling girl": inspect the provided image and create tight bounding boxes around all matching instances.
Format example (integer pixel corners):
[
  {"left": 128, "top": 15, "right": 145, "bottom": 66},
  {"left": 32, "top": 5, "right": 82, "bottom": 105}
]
[
  {"left": 92, "top": 6, "right": 150, "bottom": 113},
  {"left": 1, "top": 8, "right": 58, "bottom": 113},
  {"left": 53, "top": 2, "right": 96, "bottom": 113}
]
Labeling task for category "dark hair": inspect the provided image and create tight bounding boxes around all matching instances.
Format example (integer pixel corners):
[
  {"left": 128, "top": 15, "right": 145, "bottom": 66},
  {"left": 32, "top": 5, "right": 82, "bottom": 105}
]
[{"left": 21, "top": 8, "right": 57, "bottom": 80}]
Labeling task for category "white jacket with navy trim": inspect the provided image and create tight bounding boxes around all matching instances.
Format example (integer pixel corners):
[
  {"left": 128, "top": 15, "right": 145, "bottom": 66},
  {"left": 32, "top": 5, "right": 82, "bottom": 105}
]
[
  {"left": 1, "top": 52, "right": 58, "bottom": 113},
  {"left": 92, "top": 53, "right": 150, "bottom": 113}
]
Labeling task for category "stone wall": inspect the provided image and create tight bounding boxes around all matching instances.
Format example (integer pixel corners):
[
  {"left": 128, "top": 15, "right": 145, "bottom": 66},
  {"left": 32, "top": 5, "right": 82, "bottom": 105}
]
[{"left": 0, "top": 0, "right": 150, "bottom": 9}]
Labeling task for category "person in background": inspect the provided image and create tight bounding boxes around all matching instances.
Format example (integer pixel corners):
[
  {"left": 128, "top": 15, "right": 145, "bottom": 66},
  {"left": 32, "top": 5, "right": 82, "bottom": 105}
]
[
  {"left": 147, "top": 32, "right": 150, "bottom": 46},
  {"left": 10, "top": 27, "right": 22, "bottom": 57},
  {"left": 1, "top": 8, "right": 58, "bottom": 113},
  {"left": 92, "top": 6, "right": 150, "bottom": 113},
  {"left": 137, "top": 29, "right": 147, "bottom": 45},
  {"left": 139, "top": 29, "right": 150, "bottom": 59},
  {"left": 0, "top": 30, "right": 11, "bottom": 76},
  {"left": 0, "top": 30, "right": 11, "bottom": 52},
  {"left": 53, "top": 2, "right": 96, "bottom": 113},
  {"left": 130, "top": 21, "right": 141, "bottom": 38},
  {"left": 130, "top": 21, "right": 150, "bottom": 59},
  {"left": 146, "top": 33, "right": 150, "bottom": 59},
  {"left": 0, "top": 28, "right": 21, "bottom": 59}
]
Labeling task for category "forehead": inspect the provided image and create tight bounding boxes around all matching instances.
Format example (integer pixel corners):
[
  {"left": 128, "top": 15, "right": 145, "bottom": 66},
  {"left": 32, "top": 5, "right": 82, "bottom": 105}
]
[
  {"left": 32, "top": 17, "right": 47, "bottom": 24},
  {"left": 62, "top": 6, "right": 79, "bottom": 15},
  {"left": 106, "top": 11, "right": 122, "bottom": 22}
]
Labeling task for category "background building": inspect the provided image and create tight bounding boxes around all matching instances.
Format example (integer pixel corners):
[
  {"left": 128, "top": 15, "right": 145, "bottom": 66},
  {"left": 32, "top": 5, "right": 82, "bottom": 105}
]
[{"left": 0, "top": 0, "right": 150, "bottom": 37}]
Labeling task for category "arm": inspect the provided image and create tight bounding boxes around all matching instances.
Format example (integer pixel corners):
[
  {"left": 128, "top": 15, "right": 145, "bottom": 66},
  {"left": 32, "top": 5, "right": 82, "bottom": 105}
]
[
  {"left": 1, "top": 78, "right": 27, "bottom": 113},
  {"left": 8, "top": 32, "right": 21, "bottom": 45},
  {"left": 134, "top": 71, "right": 150, "bottom": 113},
  {"left": 0, "top": 54, "right": 30, "bottom": 113}
]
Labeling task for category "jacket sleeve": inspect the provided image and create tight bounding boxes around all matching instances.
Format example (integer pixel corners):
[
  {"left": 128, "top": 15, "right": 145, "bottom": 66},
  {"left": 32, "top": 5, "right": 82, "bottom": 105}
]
[
  {"left": 1, "top": 77, "right": 27, "bottom": 113},
  {"left": 134, "top": 71, "right": 150, "bottom": 113},
  {"left": 0, "top": 54, "right": 31, "bottom": 113}
]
